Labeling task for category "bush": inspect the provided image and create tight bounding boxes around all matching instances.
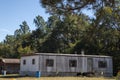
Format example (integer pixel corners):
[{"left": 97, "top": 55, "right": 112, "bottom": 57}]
[{"left": 116, "top": 71, "right": 120, "bottom": 80}]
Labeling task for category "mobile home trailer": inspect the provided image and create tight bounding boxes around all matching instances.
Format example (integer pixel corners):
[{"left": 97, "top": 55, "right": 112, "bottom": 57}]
[{"left": 20, "top": 53, "right": 113, "bottom": 77}]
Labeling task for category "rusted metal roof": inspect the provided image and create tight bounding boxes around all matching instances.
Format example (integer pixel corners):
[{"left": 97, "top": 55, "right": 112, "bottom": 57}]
[{"left": 0, "top": 58, "right": 20, "bottom": 64}]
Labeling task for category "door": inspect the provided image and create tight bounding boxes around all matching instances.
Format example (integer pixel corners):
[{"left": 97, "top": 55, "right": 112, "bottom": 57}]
[
  {"left": 87, "top": 58, "right": 93, "bottom": 72},
  {"left": 46, "top": 59, "right": 54, "bottom": 72}
]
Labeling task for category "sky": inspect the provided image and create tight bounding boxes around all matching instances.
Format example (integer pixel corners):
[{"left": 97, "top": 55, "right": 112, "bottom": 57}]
[
  {"left": 0, "top": 0, "right": 94, "bottom": 42},
  {"left": 0, "top": 0, "right": 50, "bottom": 42}
]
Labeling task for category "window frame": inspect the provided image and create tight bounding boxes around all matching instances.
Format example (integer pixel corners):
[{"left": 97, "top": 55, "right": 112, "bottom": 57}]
[
  {"left": 23, "top": 59, "right": 26, "bottom": 65},
  {"left": 32, "top": 59, "right": 35, "bottom": 65},
  {"left": 98, "top": 61, "right": 107, "bottom": 68},
  {"left": 46, "top": 59, "right": 54, "bottom": 67},
  {"left": 69, "top": 60, "right": 77, "bottom": 67}
]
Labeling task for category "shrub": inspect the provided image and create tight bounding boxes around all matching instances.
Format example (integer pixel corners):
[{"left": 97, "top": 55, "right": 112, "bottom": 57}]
[{"left": 116, "top": 71, "right": 120, "bottom": 80}]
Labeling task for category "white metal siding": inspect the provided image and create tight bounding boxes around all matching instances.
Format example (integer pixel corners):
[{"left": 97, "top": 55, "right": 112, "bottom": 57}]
[
  {"left": 82, "top": 57, "right": 88, "bottom": 72},
  {"left": 20, "top": 56, "right": 39, "bottom": 72},
  {"left": 92, "top": 57, "right": 113, "bottom": 74},
  {"left": 77, "top": 57, "right": 82, "bottom": 72},
  {"left": 56, "top": 56, "right": 67, "bottom": 72},
  {"left": 20, "top": 53, "right": 113, "bottom": 77}
]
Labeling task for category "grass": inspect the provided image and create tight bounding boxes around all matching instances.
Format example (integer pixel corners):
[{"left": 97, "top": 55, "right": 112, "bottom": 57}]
[{"left": 0, "top": 74, "right": 115, "bottom": 80}]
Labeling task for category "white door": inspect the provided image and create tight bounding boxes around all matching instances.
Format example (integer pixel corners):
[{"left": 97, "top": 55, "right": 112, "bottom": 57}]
[{"left": 87, "top": 58, "right": 93, "bottom": 72}]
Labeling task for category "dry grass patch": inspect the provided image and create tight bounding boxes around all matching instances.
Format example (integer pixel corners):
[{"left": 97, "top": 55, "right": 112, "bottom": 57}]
[{"left": 0, "top": 77, "right": 115, "bottom": 80}]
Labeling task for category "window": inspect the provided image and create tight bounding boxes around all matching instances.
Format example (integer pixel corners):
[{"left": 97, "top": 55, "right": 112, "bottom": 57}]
[
  {"left": 23, "top": 59, "right": 26, "bottom": 65},
  {"left": 98, "top": 61, "right": 107, "bottom": 68},
  {"left": 32, "top": 59, "right": 35, "bottom": 65},
  {"left": 46, "top": 59, "right": 54, "bottom": 67},
  {"left": 69, "top": 60, "right": 77, "bottom": 67}
]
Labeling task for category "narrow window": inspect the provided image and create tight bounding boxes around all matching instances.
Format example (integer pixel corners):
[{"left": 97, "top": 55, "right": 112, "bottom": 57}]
[
  {"left": 98, "top": 61, "right": 107, "bottom": 68},
  {"left": 23, "top": 59, "right": 26, "bottom": 65},
  {"left": 69, "top": 60, "right": 77, "bottom": 67},
  {"left": 46, "top": 59, "right": 54, "bottom": 67},
  {"left": 32, "top": 59, "right": 35, "bottom": 65}
]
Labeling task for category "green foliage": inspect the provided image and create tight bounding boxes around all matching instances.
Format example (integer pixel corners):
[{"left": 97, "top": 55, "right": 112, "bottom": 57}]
[
  {"left": 40, "top": 0, "right": 116, "bottom": 15},
  {"left": 116, "top": 71, "right": 120, "bottom": 80},
  {"left": 19, "top": 21, "right": 30, "bottom": 34},
  {"left": 17, "top": 46, "right": 32, "bottom": 56}
]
